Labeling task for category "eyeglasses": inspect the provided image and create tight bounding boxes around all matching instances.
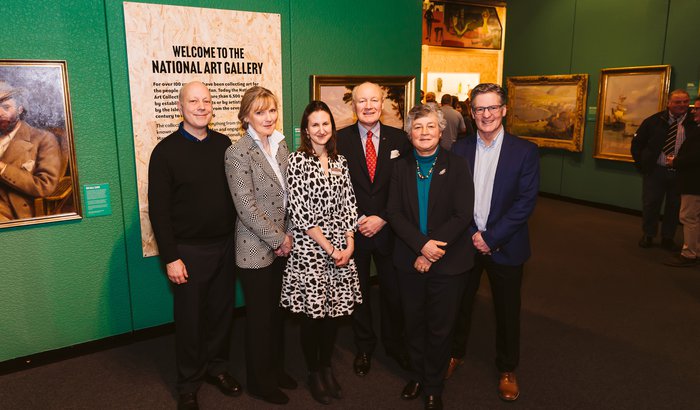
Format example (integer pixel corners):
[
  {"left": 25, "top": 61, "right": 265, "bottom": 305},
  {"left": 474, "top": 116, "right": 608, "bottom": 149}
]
[{"left": 472, "top": 104, "right": 504, "bottom": 116}]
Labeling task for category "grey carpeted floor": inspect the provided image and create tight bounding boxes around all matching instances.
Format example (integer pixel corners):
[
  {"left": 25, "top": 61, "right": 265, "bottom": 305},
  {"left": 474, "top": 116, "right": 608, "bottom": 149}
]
[{"left": 1, "top": 196, "right": 699, "bottom": 409}]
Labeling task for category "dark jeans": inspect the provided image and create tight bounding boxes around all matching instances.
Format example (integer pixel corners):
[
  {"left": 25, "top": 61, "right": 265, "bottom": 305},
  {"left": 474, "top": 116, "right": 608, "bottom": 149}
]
[
  {"left": 451, "top": 254, "right": 523, "bottom": 372},
  {"left": 642, "top": 164, "right": 680, "bottom": 239},
  {"left": 173, "top": 234, "right": 236, "bottom": 394}
]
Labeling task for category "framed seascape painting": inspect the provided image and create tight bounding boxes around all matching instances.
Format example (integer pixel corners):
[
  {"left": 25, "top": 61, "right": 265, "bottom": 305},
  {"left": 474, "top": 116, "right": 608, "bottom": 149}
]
[
  {"left": 593, "top": 65, "right": 671, "bottom": 162},
  {"left": 0, "top": 60, "right": 81, "bottom": 229},
  {"left": 506, "top": 74, "right": 589, "bottom": 152},
  {"left": 311, "top": 75, "right": 416, "bottom": 130}
]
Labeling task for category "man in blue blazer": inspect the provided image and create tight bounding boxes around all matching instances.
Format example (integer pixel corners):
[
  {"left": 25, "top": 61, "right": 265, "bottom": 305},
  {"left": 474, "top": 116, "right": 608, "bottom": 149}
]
[{"left": 449, "top": 83, "right": 539, "bottom": 402}]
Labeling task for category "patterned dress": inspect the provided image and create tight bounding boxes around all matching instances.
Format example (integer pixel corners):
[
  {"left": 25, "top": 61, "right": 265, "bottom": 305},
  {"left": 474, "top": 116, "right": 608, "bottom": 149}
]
[{"left": 281, "top": 151, "right": 362, "bottom": 318}]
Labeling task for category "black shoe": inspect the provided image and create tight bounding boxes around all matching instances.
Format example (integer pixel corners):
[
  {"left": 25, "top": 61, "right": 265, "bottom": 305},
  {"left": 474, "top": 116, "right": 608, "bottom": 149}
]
[
  {"left": 353, "top": 352, "right": 371, "bottom": 377},
  {"left": 308, "top": 371, "right": 331, "bottom": 405},
  {"left": 321, "top": 366, "right": 342, "bottom": 399},
  {"left": 425, "top": 395, "right": 443, "bottom": 410},
  {"left": 401, "top": 380, "right": 422, "bottom": 400},
  {"left": 638, "top": 235, "right": 653, "bottom": 248},
  {"left": 664, "top": 254, "right": 698, "bottom": 267},
  {"left": 177, "top": 392, "right": 199, "bottom": 410},
  {"left": 205, "top": 372, "right": 242, "bottom": 397},
  {"left": 661, "top": 238, "right": 681, "bottom": 252},
  {"left": 248, "top": 387, "right": 289, "bottom": 405},
  {"left": 387, "top": 350, "right": 412, "bottom": 371},
  {"left": 278, "top": 371, "right": 298, "bottom": 390}
]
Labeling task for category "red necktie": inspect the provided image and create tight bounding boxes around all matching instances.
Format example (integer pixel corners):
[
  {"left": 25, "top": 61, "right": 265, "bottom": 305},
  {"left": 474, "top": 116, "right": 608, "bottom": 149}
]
[{"left": 365, "top": 131, "right": 377, "bottom": 182}]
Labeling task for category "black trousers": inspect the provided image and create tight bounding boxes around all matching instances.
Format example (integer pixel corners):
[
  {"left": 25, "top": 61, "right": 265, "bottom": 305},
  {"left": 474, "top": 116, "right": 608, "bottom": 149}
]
[
  {"left": 451, "top": 254, "right": 523, "bottom": 372},
  {"left": 352, "top": 246, "right": 405, "bottom": 355},
  {"left": 173, "top": 234, "right": 235, "bottom": 394},
  {"left": 238, "top": 257, "right": 286, "bottom": 395},
  {"left": 398, "top": 269, "right": 466, "bottom": 396},
  {"left": 642, "top": 164, "right": 680, "bottom": 239}
]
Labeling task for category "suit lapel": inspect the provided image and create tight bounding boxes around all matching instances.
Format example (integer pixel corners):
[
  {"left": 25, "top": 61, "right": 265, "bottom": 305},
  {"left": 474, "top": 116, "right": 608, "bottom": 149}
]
[
  {"left": 491, "top": 133, "right": 512, "bottom": 211},
  {"left": 247, "top": 134, "right": 283, "bottom": 189},
  {"left": 374, "top": 124, "right": 390, "bottom": 185},
  {"left": 406, "top": 155, "right": 420, "bottom": 225},
  {"left": 427, "top": 149, "right": 449, "bottom": 217}
]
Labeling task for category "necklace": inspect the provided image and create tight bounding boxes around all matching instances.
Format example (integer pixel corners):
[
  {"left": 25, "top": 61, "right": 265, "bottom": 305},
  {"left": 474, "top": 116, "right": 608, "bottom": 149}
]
[{"left": 416, "top": 156, "right": 438, "bottom": 180}]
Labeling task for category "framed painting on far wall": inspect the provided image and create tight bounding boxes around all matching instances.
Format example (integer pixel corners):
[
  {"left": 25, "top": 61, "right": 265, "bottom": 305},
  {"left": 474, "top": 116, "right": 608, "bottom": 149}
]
[
  {"left": 311, "top": 75, "right": 416, "bottom": 131},
  {"left": 0, "top": 60, "right": 81, "bottom": 229},
  {"left": 593, "top": 65, "right": 671, "bottom": 162},
  {"left": 506, "top": 74, "right": 589, "bottom": 152}
]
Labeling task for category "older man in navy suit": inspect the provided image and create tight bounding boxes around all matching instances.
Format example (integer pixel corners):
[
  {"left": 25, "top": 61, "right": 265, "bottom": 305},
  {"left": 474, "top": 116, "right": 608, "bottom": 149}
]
[
  {"left": 449, "top": 83, "right": 539, "bottom": 402},
  {"left": 337, "top": 82, "right": 412, "bottom": 377}
]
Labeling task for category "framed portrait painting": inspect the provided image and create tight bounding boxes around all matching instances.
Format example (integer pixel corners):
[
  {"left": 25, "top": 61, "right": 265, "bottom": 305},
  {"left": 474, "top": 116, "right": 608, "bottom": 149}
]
[
  {"left": 0, "top": 60, "right": 81, "bottom": 228},
  {"left": 311, "top": 75, "right": 416, "bottom": 131},
  {"left": 506, "top": 74, "right": 589, "bottom": 152},
  {"left": 593, "top": 65, "right": 671, "bottom": 162}
]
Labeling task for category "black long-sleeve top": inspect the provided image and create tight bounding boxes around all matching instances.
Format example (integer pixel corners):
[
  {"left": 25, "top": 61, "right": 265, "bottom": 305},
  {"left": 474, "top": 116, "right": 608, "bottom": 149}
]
[{"left": 148, "top": 127, "right": 236, "bottom": 264}]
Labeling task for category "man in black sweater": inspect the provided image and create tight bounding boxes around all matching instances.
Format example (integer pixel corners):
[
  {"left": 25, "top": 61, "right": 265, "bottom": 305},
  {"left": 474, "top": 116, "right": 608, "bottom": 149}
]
[{"left": 148, "top": 81, "right": 240, "bottom": 410}]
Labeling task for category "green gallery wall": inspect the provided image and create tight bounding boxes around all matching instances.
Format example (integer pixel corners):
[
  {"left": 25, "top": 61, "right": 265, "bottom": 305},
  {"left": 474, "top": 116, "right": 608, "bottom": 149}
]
[
  {"left": 2, "top": 0, "right": 697, "bottom": 363},
  {"left": 504, "top": 0, "right": 700, "bottom": 208},
  {"left": 1, "top": 0, "right": 422, "bottom": 363}
]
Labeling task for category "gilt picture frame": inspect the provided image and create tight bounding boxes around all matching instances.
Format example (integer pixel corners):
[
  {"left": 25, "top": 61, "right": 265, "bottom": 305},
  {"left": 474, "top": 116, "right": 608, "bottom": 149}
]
[
  {"left": 506, "top": 74, "right": 589, "bottom": 152},
  {"left": 310, "top": 75, "right": 416, "bottom": 131},
  {"left": 593, "top": 65, "right": 671, "bottom": 162},
  {"left": 0, "top": 60, "right": 81, "bottom": 229}
]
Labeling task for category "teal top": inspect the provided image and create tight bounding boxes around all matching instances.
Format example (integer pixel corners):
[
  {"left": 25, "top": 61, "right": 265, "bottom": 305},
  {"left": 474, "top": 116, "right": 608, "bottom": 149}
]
[{"left": 414, "top": 148, "right": 439, "bottom": 235}]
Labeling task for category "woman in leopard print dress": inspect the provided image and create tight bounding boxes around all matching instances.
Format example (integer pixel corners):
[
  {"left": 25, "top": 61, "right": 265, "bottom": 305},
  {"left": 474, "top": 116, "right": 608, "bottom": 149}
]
[{"left": 281, "top": 101, "right": 361, "bottom": 404}]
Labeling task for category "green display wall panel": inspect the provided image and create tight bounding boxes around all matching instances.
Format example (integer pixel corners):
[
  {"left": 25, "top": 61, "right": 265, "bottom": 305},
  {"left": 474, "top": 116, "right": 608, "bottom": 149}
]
[
  {"left": 504, "top": 0, "right": 697, "bottom": 210},
  {"left": 288, "top": 0, "right": 423, "bottom": 129},
  {"left": 104, "top": 0, "right": 291, "bottom": 330},
  {"left": 0, "top": 1, "right": 132, "bottom": 361}
]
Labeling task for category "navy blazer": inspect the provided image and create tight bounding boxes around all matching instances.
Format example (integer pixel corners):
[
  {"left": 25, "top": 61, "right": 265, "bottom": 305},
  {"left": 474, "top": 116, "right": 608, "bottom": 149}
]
[
  {"left": 452, "top": 132, "right": 539, "bottom": 266},
  {"left": 337, "top": 122, "right": 411, "bottom": 253},
  {"left": 387, "top": 148, "right": 475, "bottom": 275}
]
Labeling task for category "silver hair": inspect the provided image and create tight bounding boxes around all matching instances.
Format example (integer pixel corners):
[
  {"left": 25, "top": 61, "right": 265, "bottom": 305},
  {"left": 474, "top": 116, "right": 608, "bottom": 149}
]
[{"left": 404, "top": 103, "right": 447, "bottom": 133}]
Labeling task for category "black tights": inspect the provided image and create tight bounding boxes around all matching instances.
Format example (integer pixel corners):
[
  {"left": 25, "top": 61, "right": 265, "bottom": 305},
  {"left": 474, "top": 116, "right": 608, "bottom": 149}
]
[{"left": 300, "top": 316, "right": 339, "bottom": 371}]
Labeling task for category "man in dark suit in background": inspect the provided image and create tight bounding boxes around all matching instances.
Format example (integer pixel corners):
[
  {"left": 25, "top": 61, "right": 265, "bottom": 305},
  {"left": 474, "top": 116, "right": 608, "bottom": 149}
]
[
  {"left": 337, "top": 81, "right": 412, "bottom": 377},
  {"left": 631, "top": 89, "right": 692, "bottom": 250},
  {"left": 450, "top": 83, "right": 540, "bottom": 402},
  {"left": 664, "top": 96, "right": 700, "bottom": 267}
]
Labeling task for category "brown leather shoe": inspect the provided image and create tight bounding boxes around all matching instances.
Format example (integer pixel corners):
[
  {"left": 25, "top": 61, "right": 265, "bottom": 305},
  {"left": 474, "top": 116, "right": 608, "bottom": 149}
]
[
  {"left": 444, "top": 357, "right": 463, "bottom": 380},
  {"left": 498, "top": 372, "right": 520, "bottom": 401}
]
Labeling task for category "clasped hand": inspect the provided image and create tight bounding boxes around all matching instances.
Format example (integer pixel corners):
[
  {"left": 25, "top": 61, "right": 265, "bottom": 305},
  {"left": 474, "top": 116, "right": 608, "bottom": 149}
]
[
  {"left": 274, "top": 234, "right": 293, "bottom": 257},
  {"left": 421, "top": 239, "right": 447, "bottom": 263},
  {"left": 472, "top": 231, "right": 491, "bottom": 254},
  {"left": 331, "top": 247, "right": 352, "bottom": 267}
]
